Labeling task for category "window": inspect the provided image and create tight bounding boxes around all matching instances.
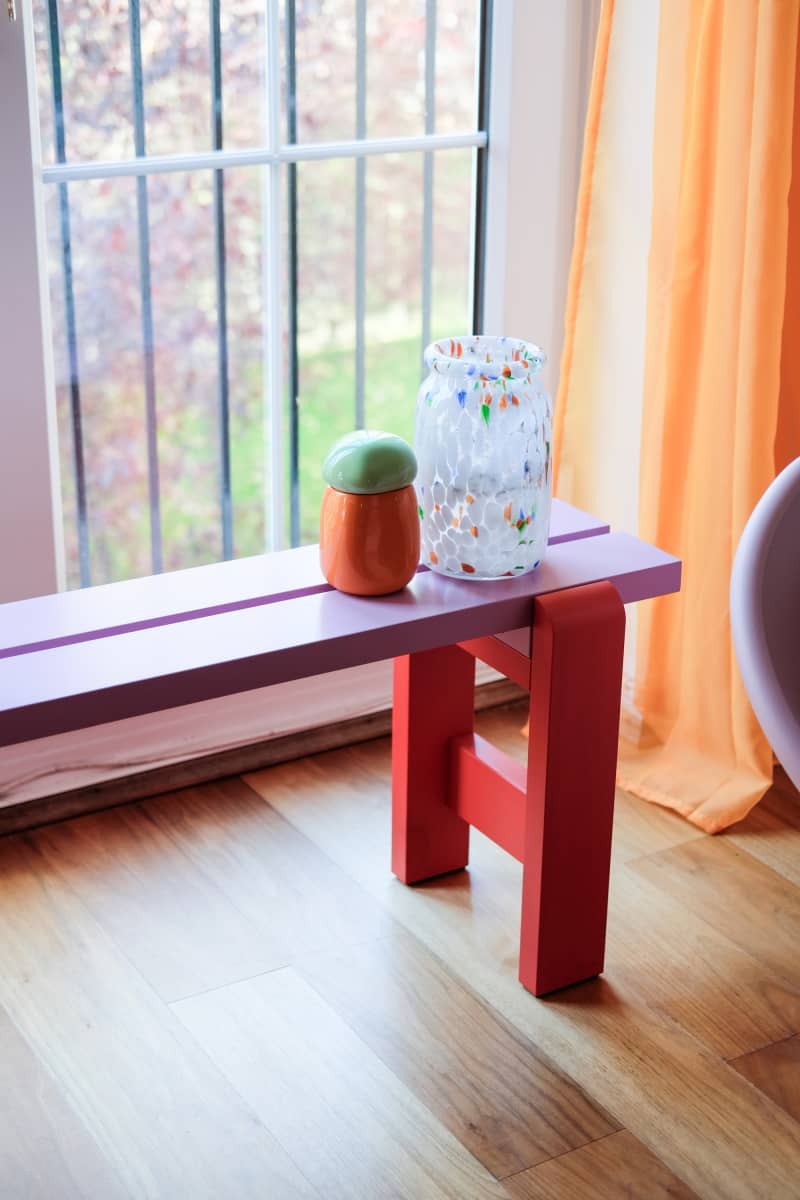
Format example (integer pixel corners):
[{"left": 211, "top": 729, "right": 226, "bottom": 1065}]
[
  {"left": 19, "top": 0, "right": 489, "bottom": 588},
  {"left": 1, "top": 2, "right": 595, "bottom": 606}
]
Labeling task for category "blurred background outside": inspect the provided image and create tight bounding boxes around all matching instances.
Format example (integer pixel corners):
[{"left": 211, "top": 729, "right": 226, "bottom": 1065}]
[{"left": 32, "top": 0, "right": 483, "bottom": 586}]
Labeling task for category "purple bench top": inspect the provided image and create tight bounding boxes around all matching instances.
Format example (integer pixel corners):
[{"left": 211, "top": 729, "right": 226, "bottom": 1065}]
[
  {"left": 0, "top": 503, "right": 680, "bottom": 747},
  {"left": 0, "top": 499, "right": 608, "bottom": 658}
]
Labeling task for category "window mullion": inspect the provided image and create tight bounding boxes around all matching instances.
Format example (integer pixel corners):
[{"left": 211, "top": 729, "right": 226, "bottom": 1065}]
[
  {"left": 128, "top": 0, "right": 163, "bottom": 573},
  {"left": 421, "top": 0, "right": 436, "bottom": 361}
]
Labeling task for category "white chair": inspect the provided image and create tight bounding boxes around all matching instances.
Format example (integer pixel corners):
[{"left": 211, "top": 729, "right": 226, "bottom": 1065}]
[{"left": 730, "top": 457, "right": 800, "bottom": 790}]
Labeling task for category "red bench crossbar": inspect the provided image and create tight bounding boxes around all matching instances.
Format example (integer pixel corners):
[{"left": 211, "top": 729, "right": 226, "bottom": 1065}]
[
  {"left": 0, "top": 499, "right": 681, "bottom": 998},
  {"left": 450, "top": 733, "right": 527, "bottom": 861}
]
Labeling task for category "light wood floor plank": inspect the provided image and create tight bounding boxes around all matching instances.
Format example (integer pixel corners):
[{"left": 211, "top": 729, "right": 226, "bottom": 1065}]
[
  {"left": 173, "top": 967, "right": 514, "bottom": 1200},
  {"left": 504, "top": 1129, "right": 698, "bottom": 1200},
  {"left": 298, "top": 926, "right": 617, "bottom": 1178},
  {"left": 725, "top": 771, "right": 800, "bottom": 888},
  {"left": 31, "top": 778, "right": 389, "bottom": 1003},
  {"left": 139, "top": 778, "right": 390, "bottom": 970},
  {"left": 630, "top": 837, "right": 800, "bottom": 993},
  {"left": 0, "top": 1005, "right": 129, "bottom": 1199},
  {"left": 604, "top": 866, "right": 800, "bottom": 1058},
  {"left": 0, "top": 836, "right": 318, "bottom": 1200},
  {"left": 511, "top": 982, "right": 800, "bottom": 1200},
  {"left": 246, "top": 729, "right": 800, "bottom": 1200},
  {"left": 729, "top": 1034, "right": 800, "bottom": 1123},
  {"left": 31, "top": 804, "right": 282, "bottom": 1002}
]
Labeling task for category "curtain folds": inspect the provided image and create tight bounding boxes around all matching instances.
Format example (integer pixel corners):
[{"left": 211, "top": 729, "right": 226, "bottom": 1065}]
[{"left": 555, "top": 0, "right": 800, "bottom": 832}]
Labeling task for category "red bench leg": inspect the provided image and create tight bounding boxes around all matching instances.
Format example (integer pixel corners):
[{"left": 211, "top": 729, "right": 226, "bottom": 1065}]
[
  {"left": 520, "top": 581, "right": 626, "bottom": 995},
  {"left": 391, "top": 645, "right": 476, "bottom": 883}
]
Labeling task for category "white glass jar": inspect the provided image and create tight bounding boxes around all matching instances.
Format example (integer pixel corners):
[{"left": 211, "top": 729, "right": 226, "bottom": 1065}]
[{"left": 414, "top": 335, "right": 553, "bottom": 580}]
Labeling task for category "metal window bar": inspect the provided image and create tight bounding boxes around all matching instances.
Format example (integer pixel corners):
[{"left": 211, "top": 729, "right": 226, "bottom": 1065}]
[
  {"left": 471, "top": 0, "right": 493, "bottom": 335},
  {"left": 46, "top": 0, "right": 90, "bottom": 587},
  {"left": 128, "top": 0, "right": 163, "bottom": 574},
  {"left": 354, "top": 0, "right": 366, "bottom": 430},
  {"left": 286, "top": 0, "right": 300, "bottom": 546},
  {"left": 264, "top": 0, "right": 285, "bottom": 551},
  {"left": 421, "top": 0, "right": 436, "bottom": 365},
  {"left": 210, "top": 0, "right": 233, "bottom": 560}
]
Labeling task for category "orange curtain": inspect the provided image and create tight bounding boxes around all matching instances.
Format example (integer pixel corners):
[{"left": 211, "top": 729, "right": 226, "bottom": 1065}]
[{"left": 556, "top": 0, "right": 800, "bottom": 832}]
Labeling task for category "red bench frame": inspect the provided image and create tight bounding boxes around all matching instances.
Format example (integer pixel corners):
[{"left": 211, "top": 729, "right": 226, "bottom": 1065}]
[{"left": 0, "top": 499, "right": 680, "bottom": 995}]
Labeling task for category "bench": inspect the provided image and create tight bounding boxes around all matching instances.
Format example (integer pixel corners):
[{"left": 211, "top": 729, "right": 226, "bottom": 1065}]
[{"left": 0, "top": 499, "right": 680, "bottom": 995}]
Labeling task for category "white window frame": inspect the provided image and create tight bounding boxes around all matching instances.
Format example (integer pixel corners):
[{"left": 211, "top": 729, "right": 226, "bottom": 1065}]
[{"left": 0, "top": 0, "right": 597, "bottom": 796}]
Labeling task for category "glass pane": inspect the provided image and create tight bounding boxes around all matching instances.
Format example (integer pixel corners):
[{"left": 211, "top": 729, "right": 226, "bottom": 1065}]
[
  {"left": 33, "top": 0, "right": 137, "bottom": 164},
  {"left": 363, "top": 149, "right": 473, "bottom": 440},
  {"left": 289, "top": 0, "right": 357, "bottom": 145},
  {"left": 363, "top": 153, "right": 424, "bottom": 446},
  {"left": 364, "top": 5, "right": 427, "bottom": 140},
  {"left": 435, "top": 2, "right": 482, "bottom": 134},
  {"left": 45, "top": 178, "right": 152, "bottom": 586},
  {"left": 147, "top": 170, "right": 219, "bottom": 574},
  {"left": 140, "top": 0, "right": 269, "bottom": 157},
  {"left": 295, "top": 158, "right": 357, "bottom": 544},
  {"left": 290, "top": 0, "right": 481, "bottom": 143},
  {"left": 31, "top": 0, "right": 269, "bottom": 164},
  {"left": 430, "top": 148, "right": 474, "bottom": 338},
  {"left": 45, "top": 168, "right": 268, "bottom": 587}
]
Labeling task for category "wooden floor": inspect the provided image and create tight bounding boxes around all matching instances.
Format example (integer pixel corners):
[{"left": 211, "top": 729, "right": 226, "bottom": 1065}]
[{"left": 2, "top": 704, "right": 800, "bottom": 1199}]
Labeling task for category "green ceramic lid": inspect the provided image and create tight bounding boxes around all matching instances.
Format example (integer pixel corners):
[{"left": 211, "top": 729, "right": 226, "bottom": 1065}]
[{"left": 322, "top": 430, "right": 417, "bottom": 495}]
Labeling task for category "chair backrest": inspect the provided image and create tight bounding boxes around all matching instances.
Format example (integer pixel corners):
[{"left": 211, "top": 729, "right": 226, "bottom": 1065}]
[{"left": 731, "top": 458, "right": 800, "bottom": 790}]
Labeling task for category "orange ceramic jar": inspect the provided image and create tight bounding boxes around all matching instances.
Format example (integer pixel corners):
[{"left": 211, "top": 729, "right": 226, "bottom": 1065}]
[{"left": 320, "top": 484, "right": 420, "bottom": 596}]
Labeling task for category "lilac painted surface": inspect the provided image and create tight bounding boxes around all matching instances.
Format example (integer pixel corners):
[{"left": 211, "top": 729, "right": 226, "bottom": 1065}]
[
  {"left": 0, "top": 531, "right": 680, "bottom": 747},
  {"left": 0, "top": 499, "right": 608, "bottom": 659},
  {"left": 731, "top": 457, "right": 800, "bottom": 790},
  {"left": 546, "top": 499, "right": 610, "bottom": 545},
  {"left": 0, "top": 544, "right": 326, "bottom": 658}
]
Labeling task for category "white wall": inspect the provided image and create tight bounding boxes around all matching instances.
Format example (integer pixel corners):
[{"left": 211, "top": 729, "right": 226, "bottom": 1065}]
[{"left": 0, "top": 4, "right": 64, "bottom": 601}]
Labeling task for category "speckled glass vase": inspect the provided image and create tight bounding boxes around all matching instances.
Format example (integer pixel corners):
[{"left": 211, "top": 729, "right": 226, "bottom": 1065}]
[{"left": 415, "top": 335, "right": 553, "bottom": 580}]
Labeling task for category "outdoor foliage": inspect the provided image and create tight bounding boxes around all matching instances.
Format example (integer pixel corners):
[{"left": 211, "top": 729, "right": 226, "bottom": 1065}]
[{"left": 33, "top": 0, "right": 480, "bottom": 584}]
